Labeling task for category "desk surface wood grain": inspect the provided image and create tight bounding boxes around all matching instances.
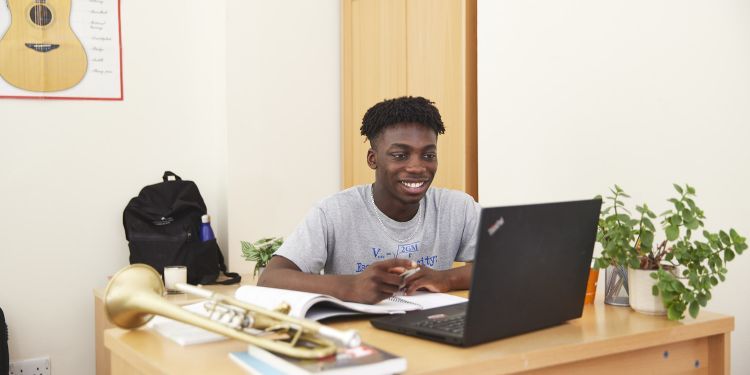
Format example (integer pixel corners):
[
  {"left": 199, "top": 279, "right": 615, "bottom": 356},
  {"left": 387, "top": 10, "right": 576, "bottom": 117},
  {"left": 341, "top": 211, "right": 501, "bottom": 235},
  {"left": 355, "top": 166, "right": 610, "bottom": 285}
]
[{"left": 103, "top": 289, "right": 733, "bottom": 375}]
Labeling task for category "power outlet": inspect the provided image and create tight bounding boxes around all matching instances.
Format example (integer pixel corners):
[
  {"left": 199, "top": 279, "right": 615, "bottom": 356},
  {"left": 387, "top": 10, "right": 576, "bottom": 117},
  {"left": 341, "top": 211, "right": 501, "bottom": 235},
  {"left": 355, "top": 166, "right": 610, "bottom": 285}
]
[{"left": 9, "top": 356, "right": 51, "bottom": 375}]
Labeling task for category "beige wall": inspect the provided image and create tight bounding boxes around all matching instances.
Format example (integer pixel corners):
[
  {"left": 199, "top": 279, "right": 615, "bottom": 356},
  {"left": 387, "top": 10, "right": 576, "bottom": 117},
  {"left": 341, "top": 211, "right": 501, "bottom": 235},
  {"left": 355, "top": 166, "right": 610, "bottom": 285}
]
[
  {"left": 0, "top": 0, "right": 341, "bottom": 373},
  {"left": 478, "top": 0, "right": 750, "bottom": 372},
  {"left": 0, "top": 1, "right": 229, "bottom": 373},
  {"left": 6, "top": 0, "right": 742, "bottom": 373},
  {"left": 226, "top": 0, "right": 341, "bottom": 276}
]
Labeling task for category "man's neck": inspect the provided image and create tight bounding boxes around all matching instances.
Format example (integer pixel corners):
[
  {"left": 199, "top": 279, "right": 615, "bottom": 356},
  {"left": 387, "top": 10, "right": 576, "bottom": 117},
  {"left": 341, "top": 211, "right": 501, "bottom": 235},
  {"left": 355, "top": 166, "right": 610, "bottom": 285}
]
[{"left": 371, "top": 184, "right": 420, "bottom": 222}]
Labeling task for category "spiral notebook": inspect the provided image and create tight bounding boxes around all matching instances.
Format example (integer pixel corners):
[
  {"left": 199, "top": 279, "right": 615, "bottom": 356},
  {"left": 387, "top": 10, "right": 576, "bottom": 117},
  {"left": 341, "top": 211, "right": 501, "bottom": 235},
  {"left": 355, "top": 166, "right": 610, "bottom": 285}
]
[{"left": 234, "top": 285, "right": 467, "bottom": 321}]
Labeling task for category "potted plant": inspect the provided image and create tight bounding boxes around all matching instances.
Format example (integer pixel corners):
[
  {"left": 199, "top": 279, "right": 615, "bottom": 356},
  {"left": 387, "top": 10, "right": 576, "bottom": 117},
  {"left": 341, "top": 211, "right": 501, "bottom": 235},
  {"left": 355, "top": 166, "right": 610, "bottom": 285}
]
[
  {"left": 241, "top": 237, "right": 283, "bottom": 278},
  {"left": 593, "top": 184, "right": 747, "bottom": 320}
]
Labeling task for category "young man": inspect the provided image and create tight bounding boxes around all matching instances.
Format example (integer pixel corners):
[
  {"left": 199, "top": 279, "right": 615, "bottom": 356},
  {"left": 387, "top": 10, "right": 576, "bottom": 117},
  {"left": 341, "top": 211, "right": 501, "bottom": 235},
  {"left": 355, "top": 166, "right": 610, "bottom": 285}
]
[{"left": 258, "top": 96, "right": 480, "bottom": 304}]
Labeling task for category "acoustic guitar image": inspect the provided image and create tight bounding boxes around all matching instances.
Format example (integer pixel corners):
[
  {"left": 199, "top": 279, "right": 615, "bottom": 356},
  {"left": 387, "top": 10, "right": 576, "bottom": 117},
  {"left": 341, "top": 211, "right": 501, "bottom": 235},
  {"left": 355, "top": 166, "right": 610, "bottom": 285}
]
[{"left": 0, "top": 0, "right": 87, "bottom": 92}]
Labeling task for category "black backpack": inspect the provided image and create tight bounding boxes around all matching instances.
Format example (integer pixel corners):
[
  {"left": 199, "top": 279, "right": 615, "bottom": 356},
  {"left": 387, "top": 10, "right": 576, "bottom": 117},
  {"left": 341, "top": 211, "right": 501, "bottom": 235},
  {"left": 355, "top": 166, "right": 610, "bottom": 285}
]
[{"left": 123, "top": 171, "right": 240, "bottom": 285}]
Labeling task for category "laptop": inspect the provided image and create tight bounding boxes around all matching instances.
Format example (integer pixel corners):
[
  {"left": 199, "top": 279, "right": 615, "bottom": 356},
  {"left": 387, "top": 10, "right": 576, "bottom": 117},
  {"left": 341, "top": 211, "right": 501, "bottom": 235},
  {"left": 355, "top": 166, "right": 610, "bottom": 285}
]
[{"left": 370, "top": 198, "right": 602, "bottom": 346}]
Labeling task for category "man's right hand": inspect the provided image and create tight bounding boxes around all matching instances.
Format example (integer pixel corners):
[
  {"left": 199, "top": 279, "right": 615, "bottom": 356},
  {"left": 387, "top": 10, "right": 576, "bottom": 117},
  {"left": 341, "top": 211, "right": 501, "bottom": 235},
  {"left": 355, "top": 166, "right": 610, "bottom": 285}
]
[
  {"left": 347, "top": 258, "right": 417, "bottom": 304},
  {"left": 258, "top": 256, "right": 417, "bottom": 304}
]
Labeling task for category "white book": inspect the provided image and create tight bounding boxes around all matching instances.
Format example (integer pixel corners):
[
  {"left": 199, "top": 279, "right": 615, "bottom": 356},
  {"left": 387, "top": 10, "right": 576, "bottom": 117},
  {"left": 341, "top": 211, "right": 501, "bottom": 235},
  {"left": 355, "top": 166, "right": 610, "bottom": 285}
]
[
  {"left": 229, "top": 343, "right": 407, "bottom": 375},
  {"left": 147, "top": 302, "right": 228, "bottom": 346},
  {"left": 234, "top": 285, "right": 467, "bottom": 321}
]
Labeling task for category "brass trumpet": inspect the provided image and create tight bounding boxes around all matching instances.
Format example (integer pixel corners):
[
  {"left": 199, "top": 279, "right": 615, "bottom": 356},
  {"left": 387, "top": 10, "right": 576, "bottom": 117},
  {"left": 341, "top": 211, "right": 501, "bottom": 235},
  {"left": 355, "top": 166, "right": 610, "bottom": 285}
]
[{"left": 104, "top": 264, "right": 360, "bottom": 359}]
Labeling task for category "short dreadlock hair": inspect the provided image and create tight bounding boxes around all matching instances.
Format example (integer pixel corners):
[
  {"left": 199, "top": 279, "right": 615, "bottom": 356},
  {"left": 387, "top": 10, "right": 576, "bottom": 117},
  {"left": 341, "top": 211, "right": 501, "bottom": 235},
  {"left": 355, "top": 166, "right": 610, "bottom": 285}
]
[{"left": 360, "top": 96, "right": 445, "bottom": 146}]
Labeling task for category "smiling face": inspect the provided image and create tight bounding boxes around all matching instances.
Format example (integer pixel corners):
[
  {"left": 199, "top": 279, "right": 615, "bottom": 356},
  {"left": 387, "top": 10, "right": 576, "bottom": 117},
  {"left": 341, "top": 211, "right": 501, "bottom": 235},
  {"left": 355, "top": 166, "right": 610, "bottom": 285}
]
[{"left": 367, "top": 122, "right": 438, "bottom": 220}]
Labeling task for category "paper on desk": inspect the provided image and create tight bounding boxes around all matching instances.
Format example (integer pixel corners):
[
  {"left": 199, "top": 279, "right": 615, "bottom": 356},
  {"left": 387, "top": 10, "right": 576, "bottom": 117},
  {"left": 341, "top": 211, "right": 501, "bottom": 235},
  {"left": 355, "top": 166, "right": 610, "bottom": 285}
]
[
  {"left": 147, "top": 302, "right": 227, "bottom": 346},
  {"left": 306, "top": 292, "right": 468, "bottom": 321},
  {"left": 146, "top": 293, "right": 467, "bottom": 345},
  {"left": 401, "top": 291, "right": 467, "bottom": 310}
]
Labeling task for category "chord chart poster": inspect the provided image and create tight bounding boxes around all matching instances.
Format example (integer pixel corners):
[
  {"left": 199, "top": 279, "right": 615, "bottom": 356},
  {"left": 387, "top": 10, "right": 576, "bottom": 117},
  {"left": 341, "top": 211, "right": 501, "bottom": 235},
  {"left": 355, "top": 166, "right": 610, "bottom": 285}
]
[{"left": 0, "top": 0, "right": 123, "bottom": 100}]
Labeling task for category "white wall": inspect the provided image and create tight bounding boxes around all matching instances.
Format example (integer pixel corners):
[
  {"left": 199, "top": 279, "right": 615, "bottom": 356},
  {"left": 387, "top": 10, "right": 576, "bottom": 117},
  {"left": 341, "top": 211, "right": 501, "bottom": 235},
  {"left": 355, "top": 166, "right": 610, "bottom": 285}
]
[
  {"left": 0, "top": 1, "right": 228, "bottom": 374},
  {"left": 0, "top": 0, "right": 339, "bottom": 372},
  {"left": 226, "top": 0, "right": 341, "bottom": 276},
  {"left": 478, "top": 0, "right": 750, "bottom": 371}
]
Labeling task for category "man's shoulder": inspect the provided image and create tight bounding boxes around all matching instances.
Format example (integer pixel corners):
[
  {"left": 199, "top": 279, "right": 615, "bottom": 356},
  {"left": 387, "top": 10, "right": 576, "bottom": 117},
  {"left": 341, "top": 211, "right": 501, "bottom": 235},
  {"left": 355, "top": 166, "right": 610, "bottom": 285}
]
[
  {"left": 315, "top": 185, "right": 368, "bottom": 210},
  {"left": 427, "top": 187, "right": 477, "bottom": 205}
]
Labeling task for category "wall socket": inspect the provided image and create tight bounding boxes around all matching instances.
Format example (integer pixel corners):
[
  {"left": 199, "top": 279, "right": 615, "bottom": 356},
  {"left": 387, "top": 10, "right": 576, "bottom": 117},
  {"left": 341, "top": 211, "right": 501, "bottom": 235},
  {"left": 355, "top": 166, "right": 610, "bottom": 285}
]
[{"left": 9, "top": 356, "right": 51, "bottom": 375}]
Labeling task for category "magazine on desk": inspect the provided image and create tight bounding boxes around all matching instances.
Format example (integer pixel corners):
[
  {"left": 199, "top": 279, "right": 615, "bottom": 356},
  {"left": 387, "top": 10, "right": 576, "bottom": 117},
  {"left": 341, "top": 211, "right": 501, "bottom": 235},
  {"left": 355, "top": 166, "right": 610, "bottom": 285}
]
[
  {"left": 233, "top": 285, "right": 467, "bottom": 321},
  {"left": 229, "top": 343, "right": 406, "bottom": 375}
]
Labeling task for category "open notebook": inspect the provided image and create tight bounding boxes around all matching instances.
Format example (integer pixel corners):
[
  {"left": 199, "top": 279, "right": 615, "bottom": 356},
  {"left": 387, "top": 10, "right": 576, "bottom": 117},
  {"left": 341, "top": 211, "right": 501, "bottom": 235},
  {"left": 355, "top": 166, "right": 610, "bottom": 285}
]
[
  {"left": 148, "top": 287, "right": 466, "bottom": 346},
  {"left": 234, "top": 285, "right": 466, "bottom": 321}
]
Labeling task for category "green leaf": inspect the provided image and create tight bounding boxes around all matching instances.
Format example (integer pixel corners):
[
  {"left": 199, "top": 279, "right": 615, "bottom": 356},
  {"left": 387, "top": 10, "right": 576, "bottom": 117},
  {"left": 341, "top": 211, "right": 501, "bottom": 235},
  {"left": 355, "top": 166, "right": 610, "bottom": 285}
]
[
  {"left": 667, "top": 305, "right": 683, "bottom": 320},
  {"left": 628, "top": 258, "right": 641, "bottom": 269},
  {"left": 697, "top": 293, "right": 709, "bottom": 307},
  {"left": 685, "top": 198, "right": 697, "bottom": 211},
  {"left": 689, "top": 301, "right": 700, "bottom": 318},
  {"left": 687, "top": 185, "right": 696, "bottom": 195},
  {"left": 640, "top": 232, "right": 653, "bottom": 249},
  {"left": 685, "top": 219, "right": 700, "bottom": 230},
  {"left": 719, "top": 231, "right": 731, "bottom": 246},
  {"left": 652, "top": 285, "right": 659, "bottom": 296},
  {"left": 242, "top": 237, "right": 283, "bottom": 266},
  {"left": 673, "top": 184, "right": 684, "bottom": 194},
  {"left": 658, "top": 280, "right": 672, "bottom": 292},
  {"left": 725, "top": 249, "right": 735, "bottom": 262},
  {"left": 643, "top": 219, "right": 655, "bottom": 232},
  {"left": 730, "top": 228, "right": 741, "bottom": 242},
  {"left": 616, "top": 213, "right": 631, "bottom": 222},
  {"left": 671, "top": 279, "right": 684, "bottom": 292},
  {"left": 736, "top": 243, "right": 747, "bottom": 254},
  {"left": 675, "top": 201, "right": 685, "bottom": 211},
  {"left": 665, "top": 225, "right": 679, "bottom": 241},
  {"left": 670, "top": 214, "right": 682, "bottom": 226}
]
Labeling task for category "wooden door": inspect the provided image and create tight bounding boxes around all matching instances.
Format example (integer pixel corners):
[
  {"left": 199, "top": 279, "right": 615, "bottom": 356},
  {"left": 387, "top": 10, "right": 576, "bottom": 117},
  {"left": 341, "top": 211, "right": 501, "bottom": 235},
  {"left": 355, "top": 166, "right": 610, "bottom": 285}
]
[{"left": 342, "top": 0, "right": 477, "bottom": 199}]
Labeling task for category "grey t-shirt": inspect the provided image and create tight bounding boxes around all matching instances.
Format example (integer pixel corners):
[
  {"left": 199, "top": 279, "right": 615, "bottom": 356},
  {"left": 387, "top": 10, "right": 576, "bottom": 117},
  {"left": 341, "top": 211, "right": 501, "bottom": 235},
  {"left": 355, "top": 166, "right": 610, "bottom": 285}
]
[{"left": 275, "top": 184, "right": 481, "bottom": 275}]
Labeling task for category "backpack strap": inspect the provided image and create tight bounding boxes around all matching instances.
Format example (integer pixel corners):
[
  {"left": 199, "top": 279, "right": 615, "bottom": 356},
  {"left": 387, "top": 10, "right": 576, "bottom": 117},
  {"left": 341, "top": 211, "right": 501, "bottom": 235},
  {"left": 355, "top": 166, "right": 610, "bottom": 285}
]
[{"left": 213, "top": 247, "right": 241, "bottom": 285}]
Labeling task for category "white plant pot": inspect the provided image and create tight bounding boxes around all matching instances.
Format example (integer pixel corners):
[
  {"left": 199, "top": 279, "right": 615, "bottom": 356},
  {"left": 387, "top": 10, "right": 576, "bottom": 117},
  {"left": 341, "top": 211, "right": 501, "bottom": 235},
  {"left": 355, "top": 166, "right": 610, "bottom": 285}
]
[
  {"left": 253, "top": 266, "right": 266, "bottom": 280},
  {"left": 628, "top": 268, "right": 667, "bottom": 315}
]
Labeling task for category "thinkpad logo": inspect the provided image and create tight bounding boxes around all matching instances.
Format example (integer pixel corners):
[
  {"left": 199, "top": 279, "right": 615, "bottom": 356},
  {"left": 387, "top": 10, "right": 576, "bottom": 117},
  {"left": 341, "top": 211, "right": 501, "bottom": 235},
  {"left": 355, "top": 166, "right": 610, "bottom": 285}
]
[
  {"left": 487, "top": 217, "right": 505, "bottom": 236},
  {"left": 152, "top": 216, "right": 174, "bottom": 226}
]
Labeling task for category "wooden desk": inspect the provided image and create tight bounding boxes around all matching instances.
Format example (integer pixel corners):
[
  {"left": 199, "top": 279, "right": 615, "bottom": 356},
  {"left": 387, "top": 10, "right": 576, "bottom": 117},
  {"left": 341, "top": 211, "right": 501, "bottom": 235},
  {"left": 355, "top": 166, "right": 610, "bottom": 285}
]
[{"left": 102, "top": 291, "right": 733, "bottom": 374}]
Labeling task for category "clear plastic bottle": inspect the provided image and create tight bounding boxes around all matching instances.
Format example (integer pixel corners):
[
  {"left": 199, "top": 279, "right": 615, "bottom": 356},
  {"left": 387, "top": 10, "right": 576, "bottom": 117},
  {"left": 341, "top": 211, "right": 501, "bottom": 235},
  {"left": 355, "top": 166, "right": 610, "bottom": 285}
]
[{"left": 200, "top": 214, "right": 216, "bottom": 242}]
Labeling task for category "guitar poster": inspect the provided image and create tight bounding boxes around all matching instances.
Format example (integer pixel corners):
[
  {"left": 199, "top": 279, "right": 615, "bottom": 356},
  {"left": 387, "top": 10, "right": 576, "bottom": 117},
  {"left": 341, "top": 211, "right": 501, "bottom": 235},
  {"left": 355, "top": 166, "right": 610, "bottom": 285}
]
[{"left": 0, "top": 0, "right": 122, "bottom": 100}]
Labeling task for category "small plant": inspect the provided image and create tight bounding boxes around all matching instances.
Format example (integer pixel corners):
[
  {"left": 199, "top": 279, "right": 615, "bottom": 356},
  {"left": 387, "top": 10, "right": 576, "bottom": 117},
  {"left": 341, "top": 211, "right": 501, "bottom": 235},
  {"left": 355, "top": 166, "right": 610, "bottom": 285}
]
[
  {"left": 241, "top": 237, "right": 283, "bottom": 278},
  {"left": 594, "top": 184, "right": 747, "bottom": 320}
]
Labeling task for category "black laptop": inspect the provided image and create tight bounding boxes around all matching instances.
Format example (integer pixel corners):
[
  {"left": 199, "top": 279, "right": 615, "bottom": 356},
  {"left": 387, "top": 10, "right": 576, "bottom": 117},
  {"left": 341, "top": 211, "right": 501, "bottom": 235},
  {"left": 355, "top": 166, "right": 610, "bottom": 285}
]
[{"left": 370, "top": 198, "right": 602, "bottom": 346}]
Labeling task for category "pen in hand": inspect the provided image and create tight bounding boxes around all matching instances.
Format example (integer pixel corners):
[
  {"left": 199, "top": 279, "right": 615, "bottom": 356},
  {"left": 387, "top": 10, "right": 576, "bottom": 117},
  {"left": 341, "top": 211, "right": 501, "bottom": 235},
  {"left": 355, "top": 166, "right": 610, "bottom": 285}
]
[{"left": 395, "top": 267, "right": 420, "bottom": 296}]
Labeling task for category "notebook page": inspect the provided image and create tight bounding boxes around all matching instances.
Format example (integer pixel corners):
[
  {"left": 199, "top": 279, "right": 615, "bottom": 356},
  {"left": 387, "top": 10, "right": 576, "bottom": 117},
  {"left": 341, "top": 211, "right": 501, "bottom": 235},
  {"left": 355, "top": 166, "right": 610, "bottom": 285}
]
[
  {"left": 234, "top": 285, "right": 327, "bottom": 317},
  {"left": 393, "top": 291, "right": 467, "bottom": 310}
]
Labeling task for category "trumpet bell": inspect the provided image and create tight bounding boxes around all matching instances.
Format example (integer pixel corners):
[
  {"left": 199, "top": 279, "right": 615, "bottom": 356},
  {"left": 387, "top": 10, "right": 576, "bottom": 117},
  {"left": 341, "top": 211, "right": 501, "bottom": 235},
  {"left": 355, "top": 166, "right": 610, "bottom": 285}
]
[
  {"left": 103, "top": 264, "right": 359, "bottom": 359},
  {"left": 105, "top": 263, "right": 165, "bottom": 329}
]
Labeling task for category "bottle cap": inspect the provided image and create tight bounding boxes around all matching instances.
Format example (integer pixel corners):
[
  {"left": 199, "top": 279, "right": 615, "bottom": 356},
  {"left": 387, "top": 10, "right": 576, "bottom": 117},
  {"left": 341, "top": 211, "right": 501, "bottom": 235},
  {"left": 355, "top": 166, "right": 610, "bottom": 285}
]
[{"left": 201, "top": 214, "right": 210, "bottom": 223}]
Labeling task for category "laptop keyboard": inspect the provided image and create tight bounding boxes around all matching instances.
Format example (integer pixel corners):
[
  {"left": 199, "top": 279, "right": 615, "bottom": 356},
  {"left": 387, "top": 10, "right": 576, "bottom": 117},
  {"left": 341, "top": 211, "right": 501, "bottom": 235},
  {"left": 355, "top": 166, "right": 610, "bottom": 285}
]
[{"left": 415, "top": 314, "right": 465, "bottom": 334}]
